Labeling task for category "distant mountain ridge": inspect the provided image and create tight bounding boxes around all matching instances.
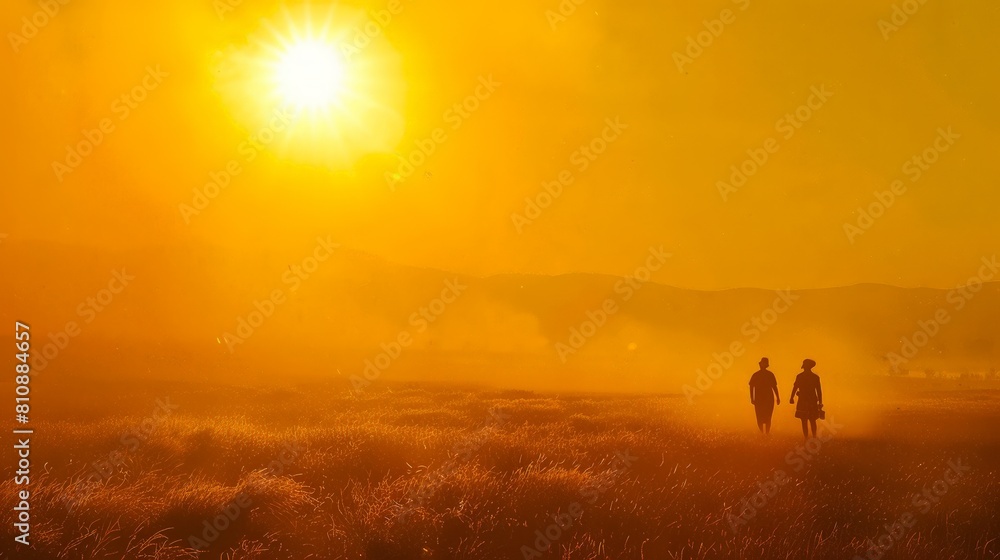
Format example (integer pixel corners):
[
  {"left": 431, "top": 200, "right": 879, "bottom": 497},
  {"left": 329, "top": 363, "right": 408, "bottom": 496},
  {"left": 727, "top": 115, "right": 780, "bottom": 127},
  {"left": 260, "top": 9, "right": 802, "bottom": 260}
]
[{"left": 2, "top": 240, "right": 997, "bottom": 390}]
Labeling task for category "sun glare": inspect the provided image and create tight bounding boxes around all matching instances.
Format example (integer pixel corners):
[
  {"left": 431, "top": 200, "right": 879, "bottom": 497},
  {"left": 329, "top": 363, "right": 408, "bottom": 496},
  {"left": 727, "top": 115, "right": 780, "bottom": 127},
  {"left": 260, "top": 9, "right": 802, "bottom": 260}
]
[
  {"left": 214, "top": 4, "right": 406, "bottom": 169},
  {"left": 274, "top": 40, "right": 347, "bottom": 110}
]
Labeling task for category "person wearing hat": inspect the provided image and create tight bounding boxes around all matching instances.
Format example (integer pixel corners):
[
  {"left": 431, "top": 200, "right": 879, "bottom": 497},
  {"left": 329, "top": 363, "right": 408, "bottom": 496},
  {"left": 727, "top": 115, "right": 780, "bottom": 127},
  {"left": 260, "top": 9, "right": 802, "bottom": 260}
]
[
  {"left": 749, "top": 357, "right": 780, "bottom": 435},
  {"left": 789, "top": 359, "right": 824, "bottom": 439}
]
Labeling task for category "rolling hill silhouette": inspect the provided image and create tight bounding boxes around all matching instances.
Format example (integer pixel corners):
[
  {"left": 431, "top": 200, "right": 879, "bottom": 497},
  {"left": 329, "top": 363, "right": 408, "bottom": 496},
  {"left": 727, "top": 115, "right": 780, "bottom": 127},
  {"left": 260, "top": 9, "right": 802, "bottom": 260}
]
[{"left": 3, "top": 240, "right": 997, "bottom": 392}]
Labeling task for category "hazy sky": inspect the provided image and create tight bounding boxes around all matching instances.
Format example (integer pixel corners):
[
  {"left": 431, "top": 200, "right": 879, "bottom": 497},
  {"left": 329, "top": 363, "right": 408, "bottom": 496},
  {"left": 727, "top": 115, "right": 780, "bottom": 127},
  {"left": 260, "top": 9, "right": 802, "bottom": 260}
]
[{"left": 3, "top": 0, "right": 998, "bottom": 290}]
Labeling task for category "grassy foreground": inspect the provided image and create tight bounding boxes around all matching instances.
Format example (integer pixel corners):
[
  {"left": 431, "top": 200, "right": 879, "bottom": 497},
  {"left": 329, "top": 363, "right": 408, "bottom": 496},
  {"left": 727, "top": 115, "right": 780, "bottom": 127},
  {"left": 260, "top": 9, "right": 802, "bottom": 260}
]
[{"left": 2, "top": 382, "right": 999, "bottom": 559}]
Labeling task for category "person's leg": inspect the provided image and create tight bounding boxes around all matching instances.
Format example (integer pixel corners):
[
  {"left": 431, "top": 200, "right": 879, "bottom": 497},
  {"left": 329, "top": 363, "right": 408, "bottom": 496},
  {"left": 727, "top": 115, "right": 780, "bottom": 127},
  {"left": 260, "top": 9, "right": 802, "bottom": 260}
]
[
  {"left": 809, "top": 419, "right": 817, "bottom": 438},
  {"left": 759, "top": 406, "right": 773, "bottom": 435},
  {"left": 757, "top": 421, "right": 764, "bottom": 434},
  {"left": 800, "top": 418, "right": 808, "bottom": 439}
]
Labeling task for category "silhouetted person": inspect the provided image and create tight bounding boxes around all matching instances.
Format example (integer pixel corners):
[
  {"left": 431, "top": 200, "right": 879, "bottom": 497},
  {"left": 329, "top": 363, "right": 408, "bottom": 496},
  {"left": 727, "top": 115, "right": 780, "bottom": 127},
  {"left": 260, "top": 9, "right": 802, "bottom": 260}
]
[
  {"left": 789, "top": 358, "right": 823, "bottom": 439},
  {"left": 749, "top": 357, "right": 780, "bottom": 435}
]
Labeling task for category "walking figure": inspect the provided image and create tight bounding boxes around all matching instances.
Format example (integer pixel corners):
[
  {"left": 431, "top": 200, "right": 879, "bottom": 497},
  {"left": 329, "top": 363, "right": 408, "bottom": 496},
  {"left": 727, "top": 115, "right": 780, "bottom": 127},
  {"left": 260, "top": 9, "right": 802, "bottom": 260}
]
[
  {"left": 790, "top": 359, "right": 823, "bottom": 439},
  {"left": 749, "top": 357, "right": 780, "bottom": 435}
]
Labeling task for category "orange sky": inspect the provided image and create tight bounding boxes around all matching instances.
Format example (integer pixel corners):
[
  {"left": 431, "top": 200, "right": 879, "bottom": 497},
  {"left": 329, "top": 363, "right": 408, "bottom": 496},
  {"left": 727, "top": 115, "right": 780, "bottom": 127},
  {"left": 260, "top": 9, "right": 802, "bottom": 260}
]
[{"left": 2, "top": 0, "right": 998, "bottom": 290}]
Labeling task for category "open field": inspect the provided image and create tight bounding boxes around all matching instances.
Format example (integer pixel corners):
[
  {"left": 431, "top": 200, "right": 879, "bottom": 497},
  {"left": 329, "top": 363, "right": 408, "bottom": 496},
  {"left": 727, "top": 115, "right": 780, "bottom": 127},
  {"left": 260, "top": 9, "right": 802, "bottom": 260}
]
[{"left": 3, "top": 381, "right": 999, "bottom": 560}]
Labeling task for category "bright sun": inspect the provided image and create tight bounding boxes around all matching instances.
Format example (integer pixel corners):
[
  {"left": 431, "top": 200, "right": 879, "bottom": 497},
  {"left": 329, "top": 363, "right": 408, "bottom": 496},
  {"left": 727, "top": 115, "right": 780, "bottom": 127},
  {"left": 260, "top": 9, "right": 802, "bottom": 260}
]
[
  {"left": 274, "top": 40, "right": 347, "bottom": 110},
  {"left": 214, "top": 4, "right": 406, "bottom": 169}
]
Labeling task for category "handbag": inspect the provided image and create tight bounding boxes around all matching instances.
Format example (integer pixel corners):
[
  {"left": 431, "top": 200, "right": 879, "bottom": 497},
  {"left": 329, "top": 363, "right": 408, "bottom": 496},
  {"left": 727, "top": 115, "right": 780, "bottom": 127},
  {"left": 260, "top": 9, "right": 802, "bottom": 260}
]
[{"left": 817, "top": 404, "right": 826, "bottom": 420}]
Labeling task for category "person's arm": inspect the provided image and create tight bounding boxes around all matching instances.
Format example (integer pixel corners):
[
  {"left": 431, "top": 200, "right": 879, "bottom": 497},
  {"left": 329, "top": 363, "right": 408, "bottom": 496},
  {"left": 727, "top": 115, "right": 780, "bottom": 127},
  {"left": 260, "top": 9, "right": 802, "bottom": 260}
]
[
  {"left": 789, "top": 381, "right": 798, "bottom": 404},
  {"left": 816, "top": 378, "right": 823, "bottom": 405},
  {"left": 750, "top": 383, "right": 755, "bottom": 403},
  {"left": 772, "top": 382, "right": 780, "bottom": 405}
]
